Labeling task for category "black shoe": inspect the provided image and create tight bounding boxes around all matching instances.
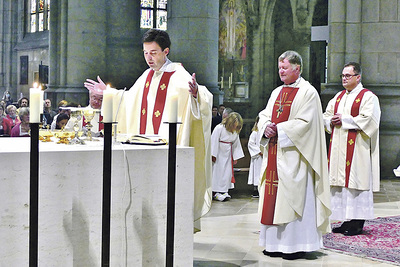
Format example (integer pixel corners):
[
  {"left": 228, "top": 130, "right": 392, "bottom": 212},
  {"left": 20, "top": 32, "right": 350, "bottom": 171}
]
[
  {"left": 332, "top": 225, "right": 347, "bottom": 233},
  {"left": 332, "top": 221, "right": 352, "bottom": 233},
  {"left": 343, "top": 227, "right": 363, "bottom": 236},
  {"left": 282, "top": 251, "right": 306, "bottom": 260},
  {"left": 252, "top": 190, "right": 259, "bottom": 198},
  {"left": 262, "top": 250, "right": 283, "bottom": 258}
]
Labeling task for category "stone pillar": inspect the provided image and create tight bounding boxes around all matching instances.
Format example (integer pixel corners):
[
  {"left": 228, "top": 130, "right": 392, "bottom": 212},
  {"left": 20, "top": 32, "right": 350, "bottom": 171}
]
[
  {"left": 0, "top": 0, "right": 18, "bottom": 97},
  {"left": 167, "top": 0, "right": 219, "bottom": 97},
  {"left": 47, "top": 0, "right": 144, "bottom": 105}
]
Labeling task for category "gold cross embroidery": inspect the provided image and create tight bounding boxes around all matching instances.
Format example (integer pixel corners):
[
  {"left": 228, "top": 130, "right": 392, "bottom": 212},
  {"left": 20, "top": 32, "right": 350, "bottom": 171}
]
[
  {"left": 348, "top": 139, "right": 354, "bottom": 145},
  {"left": 336, "top": 98, "right": 341, "bottom": 103},
  {"left": 142, "top": 108, "right": 146, "bottom": 115},
  {"left": 145, "top": 81, "right": 150, "bottom": 88},
  {"left": 266, "top": 170, "right": 279, "bottom": 195},
  {"left": 154, "top": 110, "right": 161, "bottom": 117},
  {"left": 160, "top": 84, "right": 166, "bottom": 90},
  {"left": 356, "top": 98, "right": 361, "bottom": 103},
  {"left": 346, "top": 160, "right": 350, "bottom": 166},
  {"left": 275, "top": 92, "right": 293, "bottom": 118}
]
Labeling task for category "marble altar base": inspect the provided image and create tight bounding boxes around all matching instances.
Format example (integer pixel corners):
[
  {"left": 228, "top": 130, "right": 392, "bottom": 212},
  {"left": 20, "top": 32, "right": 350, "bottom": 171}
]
[{"left": 0, "top": 137, "right": 194, "bottom": 266}]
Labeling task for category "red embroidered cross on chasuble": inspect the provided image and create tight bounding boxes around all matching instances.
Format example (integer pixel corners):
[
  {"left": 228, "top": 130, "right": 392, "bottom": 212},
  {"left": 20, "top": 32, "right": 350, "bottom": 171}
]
[
  {"left": 261, "top": 87, "right": 299, "bottom": 225},
  {"left": 140, "top": 70, "right": 175, "bottom": 134}
]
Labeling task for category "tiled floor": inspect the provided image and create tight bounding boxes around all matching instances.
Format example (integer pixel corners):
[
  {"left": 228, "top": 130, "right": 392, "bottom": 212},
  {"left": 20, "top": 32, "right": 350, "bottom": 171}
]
[{"left": 194, "top": 178, "right": 400, "bottom": 266}]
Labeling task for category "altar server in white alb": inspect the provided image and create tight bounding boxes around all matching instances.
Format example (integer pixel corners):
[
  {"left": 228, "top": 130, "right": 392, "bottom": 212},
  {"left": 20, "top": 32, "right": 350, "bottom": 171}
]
[
  {"left": 324, "top": 62, "right": 381, "bottom": 236},
  {"left": 257, "top": 50, "right": 331, "bottom": 260},
  {"left": 247, "top": 116, "right": 262, "bottom": 198},
  {"left": 211, "top": 112, "right": 244, "bottom": 201},
  {"left": 84, "top": 29, "right": 213, "bottom": 232}
]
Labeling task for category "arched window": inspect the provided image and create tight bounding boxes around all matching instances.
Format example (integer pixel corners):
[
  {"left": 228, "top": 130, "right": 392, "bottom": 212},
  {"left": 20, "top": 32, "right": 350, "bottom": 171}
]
[
  {"left": 140, "top": 0, "right": 167, "bottom": 30},
  {"left": 29, "top": 0, "right": 50, "bottom": 33}
]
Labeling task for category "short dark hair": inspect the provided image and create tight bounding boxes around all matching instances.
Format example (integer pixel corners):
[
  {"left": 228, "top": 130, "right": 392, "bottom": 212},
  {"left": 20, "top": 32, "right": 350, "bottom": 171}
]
[
  {"left": 142, "top": 29, "right": 171, "bottom": 51},
  {"left": 344, "top": 62, "right": 362, "bottom": 76}
]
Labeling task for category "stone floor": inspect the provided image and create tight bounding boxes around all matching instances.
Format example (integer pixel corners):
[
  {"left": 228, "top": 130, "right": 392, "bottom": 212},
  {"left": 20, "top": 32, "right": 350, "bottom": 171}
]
[{"left": 193, "top": 177, "right": 400, "bottom": 266}]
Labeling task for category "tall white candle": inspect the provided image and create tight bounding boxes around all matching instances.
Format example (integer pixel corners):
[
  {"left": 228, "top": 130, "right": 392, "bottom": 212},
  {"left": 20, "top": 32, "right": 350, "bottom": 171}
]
[
  {"left": 168, "top": 93, "right": 179, "bottom": 123},
  {"left": 102, "top": 85, "right": 114, "bottom": 123},
  {"left": 30, "top": 88, "right": 41, "bottom": 123},
  {"left": 39, "top": 85, "right": 44, "bottom": 114}
]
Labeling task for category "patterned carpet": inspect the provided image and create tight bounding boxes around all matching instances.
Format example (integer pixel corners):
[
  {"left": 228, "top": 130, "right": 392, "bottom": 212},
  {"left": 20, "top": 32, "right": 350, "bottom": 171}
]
[{"left": 323, "top": 216, "right": 400, "bottom": 265}]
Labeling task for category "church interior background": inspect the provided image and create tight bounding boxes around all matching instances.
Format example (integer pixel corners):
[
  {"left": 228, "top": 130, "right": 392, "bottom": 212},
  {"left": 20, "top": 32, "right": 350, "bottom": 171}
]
[{"left": 1, "top": 0, "right": 399, "bottom": 177}]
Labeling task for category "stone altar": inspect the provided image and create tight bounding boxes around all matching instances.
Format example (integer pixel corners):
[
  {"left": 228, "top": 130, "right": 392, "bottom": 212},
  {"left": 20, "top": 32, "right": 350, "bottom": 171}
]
[{"left": 0, "top": 137, "right": 194, "bottom": 266}]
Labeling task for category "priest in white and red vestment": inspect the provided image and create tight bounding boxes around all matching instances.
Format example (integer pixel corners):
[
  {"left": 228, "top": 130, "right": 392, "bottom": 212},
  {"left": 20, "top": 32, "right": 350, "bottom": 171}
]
[
  {"left": 84, "top": 29, "right": 213, "bottom": 232},
  {"left": 324, "top": 62, "right": 380, "bottom": 236},
  {"left": 257, "top": 51, "right": 331, "bottom": 260}
]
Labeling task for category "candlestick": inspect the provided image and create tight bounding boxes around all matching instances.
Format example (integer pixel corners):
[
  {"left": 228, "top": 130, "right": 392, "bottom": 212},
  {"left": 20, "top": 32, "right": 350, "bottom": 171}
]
[
  {"left": 30, "top": 88, "right": 41, "bottom": 123},
  {"left": 168, "top": 93, "right": 178, "bottom": 123},
  {"left": 102, "top": 86, "right": 114, "bottom": 123}
]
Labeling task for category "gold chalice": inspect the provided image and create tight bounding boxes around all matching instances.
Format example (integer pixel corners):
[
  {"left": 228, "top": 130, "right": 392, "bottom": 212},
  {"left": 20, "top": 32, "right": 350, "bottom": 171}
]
[
  {"left": 69, "top": 109, "right": 85, "bottom": 145},
  {"left": 83, "top": 109, "right": 97, "bottom": 141}
]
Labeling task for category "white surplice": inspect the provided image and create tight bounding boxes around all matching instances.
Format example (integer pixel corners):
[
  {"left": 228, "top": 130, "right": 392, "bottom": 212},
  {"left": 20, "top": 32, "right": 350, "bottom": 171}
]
[
  {"left": 247, "top": 130, "right": 262, "bottom": 186},
  {"left": 211, "top": 124, "right": 244, "bottom": 193}
]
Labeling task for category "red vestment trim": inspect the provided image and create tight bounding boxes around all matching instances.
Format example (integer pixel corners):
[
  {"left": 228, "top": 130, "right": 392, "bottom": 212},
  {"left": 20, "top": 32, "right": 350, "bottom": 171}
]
[
  {"left": 139, "top": 70, "right": 175, "bottom": 134},
  {"left": 152, "top": 71, "right": 175, "bottom": 134},
  {"left": 328, "top": 90, "right": 346, "bottom": 169},
  {"left": 344, "top": 89, "right": 369, "bottom": 187},
  {"left": 219, "top": 140, "right": 235, "bottom": 183},
  {"left": 328, "top": 89, "right": 370, "bottom": 187},
  {"left": 140, "top": 70, "right": 155, "bottom": 134},
  {"left": 261, "top": 87, "right": 299, "bottom": 225}
]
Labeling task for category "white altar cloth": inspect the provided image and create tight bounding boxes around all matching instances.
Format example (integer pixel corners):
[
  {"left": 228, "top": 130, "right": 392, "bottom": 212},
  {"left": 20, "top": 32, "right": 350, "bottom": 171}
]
[{"left": 0, "top": 137, "right": 194, "bottom": 266}]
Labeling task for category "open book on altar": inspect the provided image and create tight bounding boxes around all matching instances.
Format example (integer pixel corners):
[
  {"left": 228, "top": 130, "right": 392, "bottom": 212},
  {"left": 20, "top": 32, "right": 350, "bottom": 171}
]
[{"left": 122, "top": 135, "right": 167, "bottom": 146}]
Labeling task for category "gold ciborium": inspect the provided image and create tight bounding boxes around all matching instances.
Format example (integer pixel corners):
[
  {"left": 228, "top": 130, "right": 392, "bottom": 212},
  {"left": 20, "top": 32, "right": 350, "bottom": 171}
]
[
  {"left": 54, "top": 130, "right": 72, "bottom": 144},
  {"left": 39, "top": 129, "right": 53, "bottom": 142}
]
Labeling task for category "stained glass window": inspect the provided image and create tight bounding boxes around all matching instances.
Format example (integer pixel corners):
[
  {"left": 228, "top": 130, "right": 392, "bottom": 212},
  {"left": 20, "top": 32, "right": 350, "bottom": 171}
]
[
  {"left": 29, "top": 0, "right": 50, "bottom": 33},
  {"left": 141, "top": 0, "right": 167, "bottom": 30}
]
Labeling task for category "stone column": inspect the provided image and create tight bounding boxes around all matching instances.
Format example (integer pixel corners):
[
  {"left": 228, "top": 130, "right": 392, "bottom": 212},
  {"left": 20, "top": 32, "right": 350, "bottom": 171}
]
[
  {"left": 47, "top": 0, "right": 143, "bottom": 104},
  {"left": 167, "top": 0, "right": 220, "bottom": 97}
]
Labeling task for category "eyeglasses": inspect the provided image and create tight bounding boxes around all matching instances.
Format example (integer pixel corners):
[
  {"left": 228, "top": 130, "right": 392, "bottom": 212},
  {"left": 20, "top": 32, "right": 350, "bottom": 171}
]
[{"left": 340, "top": 74, "right": 359, "bottom": 79}]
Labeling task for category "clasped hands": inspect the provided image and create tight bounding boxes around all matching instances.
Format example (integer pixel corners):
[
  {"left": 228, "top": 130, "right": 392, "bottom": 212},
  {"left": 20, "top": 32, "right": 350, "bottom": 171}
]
[
  {"left": 331, "top": 113, "right": 342, "bottom": 126},
  {"left": 264, "top": 123, "right": 277, "bottom": 138}
]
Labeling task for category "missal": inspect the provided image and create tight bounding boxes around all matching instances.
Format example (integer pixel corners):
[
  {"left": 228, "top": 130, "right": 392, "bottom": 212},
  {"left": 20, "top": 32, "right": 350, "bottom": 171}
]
[{"left": 122, "top": 135, "right": 167, "bottom": 146}]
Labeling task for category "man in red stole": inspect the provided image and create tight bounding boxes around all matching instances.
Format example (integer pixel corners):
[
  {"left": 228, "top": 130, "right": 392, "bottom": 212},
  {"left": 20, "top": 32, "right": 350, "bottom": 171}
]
[
  {"left": 324, "top": 62, "right": 380, "bottom": 236},
  {"left": 257, "top": 50, "right": 331, "bottom": 260},
  {"left": 84, "top": 29, "right": 213, "bottom": 232}
]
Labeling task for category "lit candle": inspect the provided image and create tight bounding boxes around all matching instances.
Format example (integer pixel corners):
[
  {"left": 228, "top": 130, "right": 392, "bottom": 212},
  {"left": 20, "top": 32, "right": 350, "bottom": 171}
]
[
  {"left": 102, "top": 85, "right": 114, "bottom": 123},
  {"left": 30, "top": 87, "right": 41, "bottom": 123},
  {"left": 168, "top": 93, "right": 179, "bottom": 123},
  {"left": 39, "top": 85, "right": 44, "bottom": 114}
]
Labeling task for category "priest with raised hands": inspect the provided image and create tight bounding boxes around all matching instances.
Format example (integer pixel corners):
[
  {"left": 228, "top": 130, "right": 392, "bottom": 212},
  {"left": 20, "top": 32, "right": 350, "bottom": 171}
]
[
  {"left": 257, "top": 50, "right": 331, "bottom": 260},
  {"left": 84, "top": 28, "right": 213, "bottom": 232}
]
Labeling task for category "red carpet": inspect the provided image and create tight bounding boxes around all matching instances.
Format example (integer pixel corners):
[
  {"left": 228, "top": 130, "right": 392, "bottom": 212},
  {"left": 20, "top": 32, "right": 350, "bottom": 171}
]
[{"left": 323, "top": 216, "right": 400, "bottom": 265}]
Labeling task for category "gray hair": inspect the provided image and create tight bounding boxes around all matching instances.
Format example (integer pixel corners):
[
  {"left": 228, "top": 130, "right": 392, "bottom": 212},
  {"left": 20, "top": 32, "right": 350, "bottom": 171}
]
[
  {"left": 18, "top": 107, "right": 30, "bottom": 118},
  {"left": 279, "top": 50, "right": 303, "bottom": 73}
]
